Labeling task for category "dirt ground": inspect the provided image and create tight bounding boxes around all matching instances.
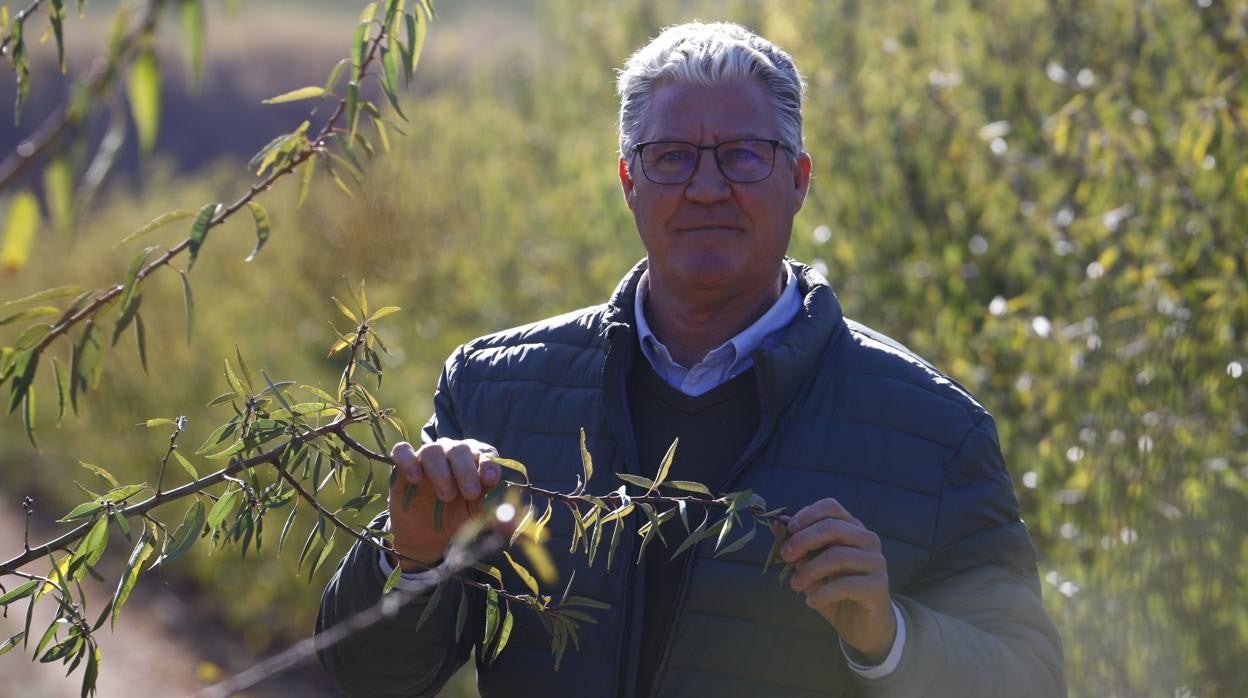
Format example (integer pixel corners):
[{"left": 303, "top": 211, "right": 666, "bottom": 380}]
[{"left": 0, "top": 492, "right": 341, "bottom": 698}]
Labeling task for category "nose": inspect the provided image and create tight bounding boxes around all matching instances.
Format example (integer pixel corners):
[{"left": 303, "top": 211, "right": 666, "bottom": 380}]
[{"left": 684, "top": 148, "right": 731, "bottom": 204}]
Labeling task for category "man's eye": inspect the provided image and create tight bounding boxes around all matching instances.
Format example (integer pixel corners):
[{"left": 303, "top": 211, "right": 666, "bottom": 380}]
[
  {"left": 655, "top": 149, "right": 692, "bottom": 162},
  {"left": 723, "top": 147, "right": 761, "bottom": 161}
]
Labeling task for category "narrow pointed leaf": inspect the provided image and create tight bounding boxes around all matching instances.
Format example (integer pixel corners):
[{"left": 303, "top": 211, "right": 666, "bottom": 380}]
[
  {"left": 262, "top": 86, "right": 326, "bottom": 105},
  {"left": 616, "top": 473, "right": 656, "bottom": 491},
  {"left": 489, "top": 603, "right": 514, "bottom": 663},
  {"left": 503, "top": 550, "right": 539, "bottom": 595},
  {"left": 186, "top": 202, "right": 221, "bottom": 271},
  {"left": 579, "top": 428, "right": 593, "bottom": 492},
  {"left": 662, "top": 480, "right": 711, "bottom": 495},
  {"left": 0, "top": 189, "right": 40, "bottom": 274},
  {"left": 127, "top": 47, "right": 161, "bottom": 154},
  {"left": 653, "top": 438, "right": 678, "bottom": 490},
  {"left": 0, "top": 580, "right": 38, "bottom": 606},
  {"left": 243, "top": 201, "right": 271, "bottom": 262},
  {"left": 179, "top": 270, "right": 194, "bottom": 344},
  {"left": 115, "top": 210, "right": 194, "bottom": 247},
  {"left": 111, "top": 531, "right": 155, "bottom": 628}
]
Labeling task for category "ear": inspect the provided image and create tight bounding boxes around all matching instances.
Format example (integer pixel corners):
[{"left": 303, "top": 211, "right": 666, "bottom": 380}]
[
  {"left": 619, "top": 157, "right": 638, "bottom": 211},
  {"left": 791, "top": 151, "right": 813, "bottom": 214}
]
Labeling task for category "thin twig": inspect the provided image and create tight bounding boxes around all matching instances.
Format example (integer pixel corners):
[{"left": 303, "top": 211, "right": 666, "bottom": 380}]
[
  {"left": 0, "top": 0, "right": 46, "bottom": 57},
  {"left": 0, "top": 414, "right": 368, "bottom": 575},
  {"left": 0, "top": 0, "right": 167, "bottom": 190}
]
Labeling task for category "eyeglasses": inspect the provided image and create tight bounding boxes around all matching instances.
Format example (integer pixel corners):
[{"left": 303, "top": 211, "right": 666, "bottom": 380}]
[{"left": 631, "top": 139, "right": 791, "bottom": 185}]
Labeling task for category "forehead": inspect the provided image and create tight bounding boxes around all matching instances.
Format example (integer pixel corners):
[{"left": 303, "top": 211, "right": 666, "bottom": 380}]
[{"left": 640, "top": 79, "right": 777, "bottom": 142}]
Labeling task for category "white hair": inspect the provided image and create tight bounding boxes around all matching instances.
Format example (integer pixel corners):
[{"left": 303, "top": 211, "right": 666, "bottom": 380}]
[{"left": 616, "top": 21, "right": 805, "bottom": 159}]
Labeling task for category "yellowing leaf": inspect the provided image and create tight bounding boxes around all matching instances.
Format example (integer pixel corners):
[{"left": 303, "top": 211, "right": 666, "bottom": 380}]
[
  {"left": 262, "top": 86, "right": 327, "bottom": 105},
  {"left": 1, "top": 190, "right": 41, "bottom": 273},
  {"left": 127, "top": 47, "right": 161, "bottom": 154}
]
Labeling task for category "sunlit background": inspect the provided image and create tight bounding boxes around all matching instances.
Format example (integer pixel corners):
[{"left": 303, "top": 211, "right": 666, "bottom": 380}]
[{"left": 1, "top": 0, "right": 1245, "bottom": 696}]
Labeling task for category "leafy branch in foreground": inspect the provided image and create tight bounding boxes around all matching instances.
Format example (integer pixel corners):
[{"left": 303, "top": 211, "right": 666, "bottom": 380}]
[{"left": 0, "top": 0, "right": 427, "bottom": 446}]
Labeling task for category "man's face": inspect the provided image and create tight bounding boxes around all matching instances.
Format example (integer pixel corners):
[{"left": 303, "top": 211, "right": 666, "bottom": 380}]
[{"left": 619, "top": 79, "right": 812, "bottom": 303}]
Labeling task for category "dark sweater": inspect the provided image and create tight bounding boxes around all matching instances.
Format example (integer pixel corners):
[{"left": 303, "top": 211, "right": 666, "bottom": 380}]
[{"left": 627, "top": 353, "right": 760, "bottom": 696}]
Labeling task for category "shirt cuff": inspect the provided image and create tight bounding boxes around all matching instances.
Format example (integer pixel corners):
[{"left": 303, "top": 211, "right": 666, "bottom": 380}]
[
  {"left": 841, "top": 601, "right": 906, "bottom": 680},
  {"left": 376, "top": 522, "right": 442, "bottom": 592}
]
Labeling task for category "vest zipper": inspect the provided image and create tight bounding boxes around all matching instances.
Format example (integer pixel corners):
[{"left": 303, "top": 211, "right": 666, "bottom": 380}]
[{"left": 646, "top": 363, "right": 779, "bottom": 697}]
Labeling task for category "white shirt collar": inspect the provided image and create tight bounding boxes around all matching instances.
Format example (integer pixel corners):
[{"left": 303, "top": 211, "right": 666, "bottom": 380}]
[{"left": 634, "top": 263, "right": 801, "bottom": 396}]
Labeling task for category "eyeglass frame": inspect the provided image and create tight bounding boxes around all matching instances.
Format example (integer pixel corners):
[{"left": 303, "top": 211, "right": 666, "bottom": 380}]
[{"left": 629, "top": 138, "right": 795, "bottom": 185}]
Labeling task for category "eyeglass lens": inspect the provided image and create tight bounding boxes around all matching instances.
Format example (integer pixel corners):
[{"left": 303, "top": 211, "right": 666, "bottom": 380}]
[{"left": 640, "top": 140, "right": 777, "bottom": 184}]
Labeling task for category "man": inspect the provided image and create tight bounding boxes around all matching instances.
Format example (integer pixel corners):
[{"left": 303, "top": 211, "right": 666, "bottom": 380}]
[{"left": 318, "top": 21, "right": 1065, "bottom": 697}]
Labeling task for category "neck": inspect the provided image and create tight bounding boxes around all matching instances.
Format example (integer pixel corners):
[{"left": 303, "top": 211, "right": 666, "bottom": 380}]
[{"left": 643, "top": 267, "right": 784, "bottom": 367}]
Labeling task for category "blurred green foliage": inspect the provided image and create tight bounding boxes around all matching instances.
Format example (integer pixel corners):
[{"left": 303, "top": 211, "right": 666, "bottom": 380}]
[{"left": 2, "top": 0, "right": 1246, "bottom": 695}]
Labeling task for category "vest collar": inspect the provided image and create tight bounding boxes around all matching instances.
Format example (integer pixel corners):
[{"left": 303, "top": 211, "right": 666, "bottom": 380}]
[{"left": 602, "top": 258, "right": 845, "bottom": 416}]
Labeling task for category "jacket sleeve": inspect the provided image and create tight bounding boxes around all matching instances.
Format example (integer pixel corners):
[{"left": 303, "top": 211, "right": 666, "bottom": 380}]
[
  {"left": 316, "top": 349, "right": 478, "bottom": 697},
  {"left": 855, "top": 415, "right": 1067, "bottom": 698}
]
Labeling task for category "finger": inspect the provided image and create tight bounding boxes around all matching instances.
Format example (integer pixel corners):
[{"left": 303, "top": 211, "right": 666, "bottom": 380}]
[
  {"left": 781, "top": 518, "right": 877, "bottom": 562},
  {"left": 417, "top": 443, "right": 458, "bottom": 502},
  {"left": 790, "top": 546, "right": 880, "bottom": 591},
  {"left": 466, "top": 441, "right": 501, "bottom": 487},
  {"left": 802, "top": 572, "right": 888, "bottom": 609},
  {"left": 445, "top": 441, "right": 484, "bottom": 500},
  {"left": 788, "top": 498, "right": 862, "bottom": 533},
  {"left": 390, "top": 441, "right": 422, "bottom": 483}
]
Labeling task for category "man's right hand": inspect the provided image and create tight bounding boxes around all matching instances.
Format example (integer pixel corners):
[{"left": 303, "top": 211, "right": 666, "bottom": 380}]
[{"left": 388, "top": 438, "right": 502, "bottom": 572}]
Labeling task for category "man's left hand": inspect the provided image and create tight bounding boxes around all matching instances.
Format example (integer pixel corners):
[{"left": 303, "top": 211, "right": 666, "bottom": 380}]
[{"left": 778, "top": 497, "right": 896, "bottom": 664}]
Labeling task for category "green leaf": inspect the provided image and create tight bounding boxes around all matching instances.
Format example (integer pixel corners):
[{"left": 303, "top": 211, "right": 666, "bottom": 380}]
[
  {"left": 763, "top": 525, "right": 789, "bottom": 573},
  {"left": 4, "top": 285, "right": 84, "bottom": 305},
  {"left": 186, "top": 202, "right": 221, "bottom": 271},
  {"left": 180, "top": 0, "right": 205, "bottom": 89},
  {"left": 401, "top": 575, "right": 439, "bottom": 630},
  {"left": 223, "top": 357, "right": 246, "bottom": 396},
  {"left": 346, "top": 80, "right": 361, "bottom": 141},
  {"left": 52, "top": 357, "right": 68, "bottom": 424},
  {"left": 715, "top": 514, "right": 735, "bottom": 553},
  {"left": 262, "top": 86, "right": 327, "bottom": 104},
  {"left": 1, "top": 189, "right": 41, "bottom": 274},
  {"left": 561, "top": 595, "right": 610, "bottom": 610},
  {"left": 662, "top": 480, "right": 711, "bottom": 495},
  {"left": 606, "top": 518, "right": 623, "bottom": 571},
  {"left": 297, "top": 157, "right": 316, "bottom": 207},
  {"left": 79, "top": 461, "right": 120, "bottom": 489},
  {"left": 178, "top": 270, "right": 194, "bottom": 344},
  {"left": 489, "top": 603, "right": 514, "bottom": 664},
  {"left": 76, "top": 516, "right": 110, "bottom": 568},
  {"left": 503, "top": 550, "right": 539, "bottom": 595},
  {"left": 115, "top": 210, "right": 194, "bottom": 248},
  {"left": 579, "top": 428, "right": 593, "bottom": 492},
  {"left": 207, "top": 488, "right": 241, "bottom": 533},
  {"left": 49, "top": 0, "right": 66, "bottom": 73},
  {"left": 127, "top": 47, "right": 161, "bottom": 154},
  {"left": 101, "top": 484, "right": 148, "bottom": 503},
  {"left": 22, "top": 386, "right": 36, "bottom": 448},
  {"left": 43, "top": 154, "right": 74, "bottom": 233},
  {"left": 323, "top": 57, "right": 349, "bottom": 94},
  {"left": 243, "top": 202, "right": 271, "bottom": 262},
  {"left": 617, "top": 473, "right": 656, "bottom": 491},
  {"left": 0, "top": 305, "right": 58, "bottom": 326},
  {"left": 111, "top": 531, "right": 155, "bottom": 628},
  {"left": 70, "top": 322, "right": 102, "bottom": 409},
  {"left": 405, "top": 7, "right": 427, "bottom": 80},
  {"left": 0, "top": 580, "right": 39, "bottom": 607},
  {"left": 715, "top": 526, "right": 757, "bottom": 558},
  {"left": 653, "top": 437, "right": 678, "bottom": 490},
  {"left": 172, "top": 451, "right": 197, "bottom": 480},
  {"left": 483, "top": 586, "right": 500, "bottom": 647},
  {"left": 58, "top": 501, "right": 104, "bottom": 523},
  {"left": 196, "top": 418, "right": 238, "bottom": 453},
  {"left": 382, "top": 563, "right": 404, "bottom": 594},
  {"left": 331, "top": 296, "right": 359, "bottom": 324},
  {"left": 367, "top": 306, "right": 400, "bottom": 322},
  {"left": 0, "top": 632, "right": 24, "bottom": 657},
  {"left": 8, "top": 350, "right": 38, "bottom": 415},
  {"left": 278, "top": 505, "right": 298, "bottom": 552},
  {"left": 134, "top": 313, "right": 148, "bottom": 373}
]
